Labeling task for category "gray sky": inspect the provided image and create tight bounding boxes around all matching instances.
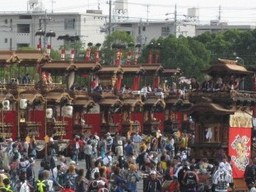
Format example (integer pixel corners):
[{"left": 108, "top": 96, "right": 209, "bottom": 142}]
[{"left": 1, "top": 0, "right": 256, "bottom": 25}]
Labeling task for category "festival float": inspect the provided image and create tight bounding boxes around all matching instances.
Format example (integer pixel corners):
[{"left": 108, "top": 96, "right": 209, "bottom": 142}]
[
  {"left": 0, "top": 46, "right": 255, "bottom": 188},
  {"left": 0, "top": 43, "right": 184, "bottom": 141},
  {"left": 188, "top": 58, "right": 256, "bottom": 189}
]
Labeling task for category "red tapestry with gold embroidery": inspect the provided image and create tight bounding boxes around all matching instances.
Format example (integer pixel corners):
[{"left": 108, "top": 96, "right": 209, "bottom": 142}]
[{"left": 228, "top": 110, "right": 252, "bottom": 178}]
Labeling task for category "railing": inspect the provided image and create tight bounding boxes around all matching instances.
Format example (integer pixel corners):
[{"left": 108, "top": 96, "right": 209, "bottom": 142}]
[
  {"left": 0, "top": 123, "right": 12, "bottom": 137},
  {"left": 53, "top": 121, "right": 67, "bottom": 136},
  {"left": 25, "top": 121, "right": 41, "bottom": 136}
]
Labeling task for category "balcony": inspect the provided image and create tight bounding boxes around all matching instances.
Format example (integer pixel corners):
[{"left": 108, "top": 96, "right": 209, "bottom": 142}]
[{"left": 189, "top": 90, "right": 256, "bottom": 106}]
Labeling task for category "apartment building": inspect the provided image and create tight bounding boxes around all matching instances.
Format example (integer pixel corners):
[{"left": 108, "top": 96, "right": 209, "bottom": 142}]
[
  {"left": 112, "top": 20, "right": 196, "bottom": 45},
  {"left": 0, "top": 10, "right": 106, "bottom": 50},
  {"left": 196, "top": 20, "right": 255, "bottom": 36}
]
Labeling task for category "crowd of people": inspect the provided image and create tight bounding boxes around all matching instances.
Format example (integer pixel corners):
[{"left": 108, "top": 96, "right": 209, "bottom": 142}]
[{"left": 0, "top": 130, "right": 250, "bottom": 192}]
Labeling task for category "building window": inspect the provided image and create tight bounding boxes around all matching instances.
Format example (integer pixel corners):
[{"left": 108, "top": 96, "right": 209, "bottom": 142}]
[
  {"left": 120, "top": 23, "right": 132, "bottom": 27},
  {"left": 19, "top": 15, "right": 32, "bottom": 19},
  {"left": 142, "top": 26, "right": 146, "bottom": 31},
  {"left": 4, "top": 19, "right": 8, "bottom": 24},
  {"left": 161, "top": 26, "right": 170, "bottom": 36},
  {"left": 64, "top": 18, "right": 75, "bottom": 29},
  {"left": 17, "top": 24, "right": 30, "bottom": 33},
  {"left": 4, "top": 38, "right": 8, "bottom": 43}
]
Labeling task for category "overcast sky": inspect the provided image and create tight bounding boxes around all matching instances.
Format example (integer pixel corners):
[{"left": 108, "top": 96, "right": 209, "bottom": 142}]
[{"left": 1, "top": 0, "right": 256, "bottom": 25}]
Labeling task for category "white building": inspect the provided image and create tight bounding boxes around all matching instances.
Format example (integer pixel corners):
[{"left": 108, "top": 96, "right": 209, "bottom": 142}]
[
  {"left": 112, "top": 20, "right": 196, "bottom": 45},
  {"left": 196, "top": 20, "right": 255, "bottom": 36},
  {"left": 0, "top": 10, "right": 106, "bottom": 50}
]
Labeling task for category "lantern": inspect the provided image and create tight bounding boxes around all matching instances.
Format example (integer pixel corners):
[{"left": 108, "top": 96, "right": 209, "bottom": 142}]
[
  {"left": 62, "top": 106, "right": 73, "bottom": 117},
  {"left": 46, "top": 108, "right": 53, "bottom": 119},
  {"left": 20, "top": 99, "right": 28, "bottom": 109},
  {"left": 2, "top": 100, "right": 10, "bottom": 111}
]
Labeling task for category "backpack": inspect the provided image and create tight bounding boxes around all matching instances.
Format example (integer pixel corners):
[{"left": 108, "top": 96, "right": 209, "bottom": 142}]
[
  {"left": 65, "top": 173, "right": 77, "bottom": 189},
  {"left": 185, "top": 171, "right": 197, "bottom": 188},
  {"left": 19, "top": 162, "right": 30, "bottom": 175},
  {"left": 127, "top": 172, "right": 139, "bottom": 183},
  {"left": 165, "top": 143, "right": 173, "bottom": 151},
  {"left": 10, "top": 150, "right": 20, "bottom": 161}
]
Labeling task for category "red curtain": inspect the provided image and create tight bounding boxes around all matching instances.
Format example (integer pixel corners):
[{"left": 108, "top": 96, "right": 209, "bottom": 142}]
[
  {"left": 29, "top": 110, "right": 45, "bottom": 140},
  {"left": 132, "top": 76, "right": 140, "bottom": 91},
  {"left": 131, "top": 112, "right": 143, "bottom": 133},
  {"left": 228, "top": 127, "right": 252, "bottom": 178},
  {"left": 113, "top": 113, "right": 122, "bottom": 132},
  {"left": 63, "top": 117, "right": 73, "bottom": 140},
  {"left": 153, "top": 76, "right": 160, "bottom": 89},
  {"left": 154, "top": 112, "right": 164, "bottom": 132},
  {"left": 5, "top": 111, "right": 17, "bottom": 139},
  {"left": 115, "top": 77, "right": 122, "bottom": 91},
  {"left": 86, "top": 113, "right": 101, "bottom": 135}
]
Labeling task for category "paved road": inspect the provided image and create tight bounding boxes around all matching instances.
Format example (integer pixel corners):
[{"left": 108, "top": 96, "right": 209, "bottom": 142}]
[{"left": 33, "top": 157, "right": 144, "bottom": 192}]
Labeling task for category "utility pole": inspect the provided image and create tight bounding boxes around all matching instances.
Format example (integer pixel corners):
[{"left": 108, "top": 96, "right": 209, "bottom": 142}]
[
  {"left": 51, "top": 0, "right": 56, "bottom": 13},
  {"left": 138, "top": 19, "right": 142, "bottom": 45},
  {"left": 146, "top": 4, "right": 149, "bottom": 23},
  {"left": 174, "top": 4, "right": 177, "bottom": 37},
  {"left": 218, "top": 5, "right": 222, "bottom": 22},
  {"left": 108, "top": 0, "right": 112, "bottom": 35},
  {"left": 39, "top": 11, "right": 51, "bottom": 49}
]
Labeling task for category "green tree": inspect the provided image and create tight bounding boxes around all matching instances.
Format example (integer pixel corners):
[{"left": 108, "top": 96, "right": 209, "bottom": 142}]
[
  {"left": 101, "top": 31, "right": 135, "bottom": 65},
  {"left": 141, "top": 35, "right": 211, "bottom": 81},
  {"left": 50, "top": 49, "right": 61, "bottom": 60},
  {"left": 195, "top": 29, "right": 256, "bottom": 66}
]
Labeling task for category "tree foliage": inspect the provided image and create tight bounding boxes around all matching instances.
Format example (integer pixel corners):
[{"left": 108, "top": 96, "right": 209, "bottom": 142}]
[
  {"left": 141, "top": 35, "right": 211, "bottom": 81},
  {"left": 195, "top": 29, "right": 256, "bottom": 66},
  {"left": 139, "top": 29, "right": 256, "bottom": 81},
  {"left": 101, "top": 31, "right": 135, "bottom": 65}
]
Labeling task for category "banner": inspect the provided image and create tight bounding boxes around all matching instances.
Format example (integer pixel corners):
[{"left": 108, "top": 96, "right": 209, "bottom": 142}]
[
  {"left": 229, "top": 127, "right": 251, "bottom": 178},
  {"left": 229, "top": 110, "right": 252, "bottom": 178}
]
